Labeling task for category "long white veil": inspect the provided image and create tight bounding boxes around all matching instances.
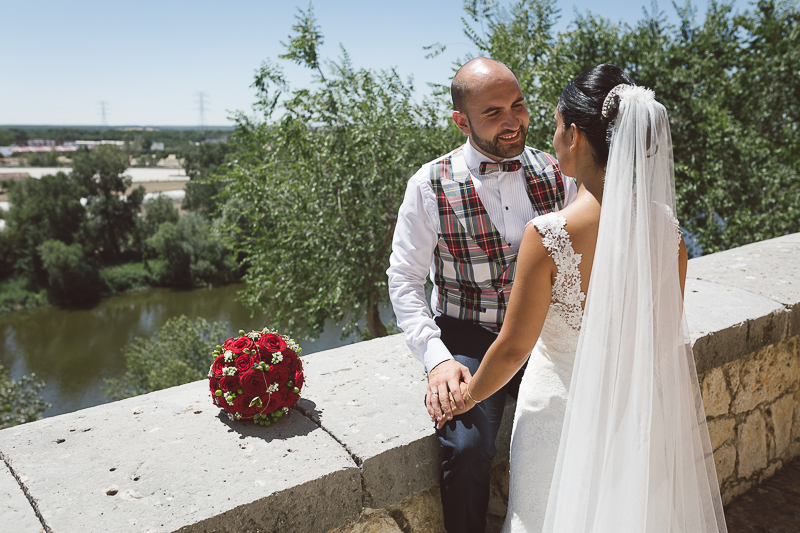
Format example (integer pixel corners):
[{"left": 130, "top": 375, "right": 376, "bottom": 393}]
[{"left": 541, "top": 87, "right": 728, "bottom": 532}]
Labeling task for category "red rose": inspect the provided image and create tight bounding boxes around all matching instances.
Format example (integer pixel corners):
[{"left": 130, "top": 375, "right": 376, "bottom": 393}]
[
  {"left": 282, "top": 348, "right": 299, "bottom": 371},
  {"left": 219, "top": 375, "right": 240, "bottom": 392},
  {"left": 234, "top": 353, "right": 256, "bottom": 374},
  {"left": 211, "top": 356, "right": 226, "bottom": 378},
  {"left": 258, "top": 333, "right": 287, "bottom": 356},
  {"left": 293, "top": 370, "right": 304, "bottom": 390},
  {"left": 270, "top": 391, "right": 291, "bottom": 409},
  {"left": 266, "top": 363, "right": 289, "bottom": 388},
  {"left": 232, "top": 394, "right": 259, "bottom": 418},
  {"left": 223, "top": 336, "right": 256, "bottom": 355},
  {"left": 256, "top": 394, "right": 279, "bottom": 415},
  {"left": 239, "top": 368, "right": 268, "bottom": 397},
  {"left": 209, "top": 377, "right": 220, "bottom": 392}
]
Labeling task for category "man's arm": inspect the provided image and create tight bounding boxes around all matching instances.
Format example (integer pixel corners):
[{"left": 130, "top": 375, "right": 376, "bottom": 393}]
[{"left": 387, "top": 171, "right": 471, "bottom": 422}]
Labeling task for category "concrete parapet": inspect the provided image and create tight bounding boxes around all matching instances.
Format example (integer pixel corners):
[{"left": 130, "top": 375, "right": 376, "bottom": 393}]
[
  {"left": 1, "top": 233, "right": 799, "bottom": 531},
  {"left": 0, "top": 382, "right": 360, "bottom": 532}
]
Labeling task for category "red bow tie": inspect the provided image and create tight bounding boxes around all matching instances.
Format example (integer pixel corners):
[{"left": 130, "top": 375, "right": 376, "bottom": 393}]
[{"left": 478, "top": 160, "right": 522, "bottom": 175}]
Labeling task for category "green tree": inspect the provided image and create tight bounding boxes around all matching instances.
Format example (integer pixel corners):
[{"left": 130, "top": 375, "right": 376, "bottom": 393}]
[
  {"left": 0, "top": 363, "right": 50, "bottom": 429},
  {"left": 447, "top": 0, "right": 800, "bottom": 254},
  {"left": 103, "top": 315, "right": 229, "bottom": 400},
  {"left": 38, "top": 239, "right": 102, "bottom": 306},
  {"left": 146, "top": 213, "right": 237, "bottom": 288},
  {"left": 141, "top": 194, "right": 179, "bottom": 240},
  {"left": 3, "top": 172, "right": 86, "bottom": 284},
  {"left": 181, "top": 141, "right": 231, "bottom": 215},
  {"left": 71, "top": 145, "right": 145, "bottom": 262},
  {"left": 219, "top": 6, "right": 460, "bottom": 339}
]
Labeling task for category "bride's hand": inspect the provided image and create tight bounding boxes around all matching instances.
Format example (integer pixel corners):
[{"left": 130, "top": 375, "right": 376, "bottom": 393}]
[{"left": 437, "top": 382, "right": 477, "bottom": 429}]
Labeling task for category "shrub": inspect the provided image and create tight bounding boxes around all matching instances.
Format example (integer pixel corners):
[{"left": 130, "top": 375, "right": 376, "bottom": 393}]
[
  {"left": 0, "top": 277, "right": 48, "bottom": 314},
  {"left": 99, "top": 262, "right": 156, "bottom": 293},
  {"left": 103, "top": 315, "right": 229, "bottom": 400},
  {"left": 0, "top": 363, "right": 50, "bottom": 429}
]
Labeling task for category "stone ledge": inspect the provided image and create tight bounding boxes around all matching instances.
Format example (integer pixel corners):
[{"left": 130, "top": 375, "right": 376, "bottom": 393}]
[
  {"left": 0, "top": 461, "right": 42, "bottom": 532},
  {"left": 687, "top": 233, "right": 800, "bottom": 343},
  {"left": 0, "top": 381, "right": 360, "bottom": 532},
  {"left": 1, "top": 233, "right": 798, "bottom": 532}
]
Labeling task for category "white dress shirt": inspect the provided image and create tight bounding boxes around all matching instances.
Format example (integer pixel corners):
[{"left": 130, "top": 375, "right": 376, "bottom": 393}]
[{"left": 387, "top": 140, "right": 578, "bottom": 373}]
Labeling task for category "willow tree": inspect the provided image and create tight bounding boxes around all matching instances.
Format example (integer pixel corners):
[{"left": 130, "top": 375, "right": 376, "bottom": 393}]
[{"left": 219, "top": 6, "right": 460, "bottom": 339}]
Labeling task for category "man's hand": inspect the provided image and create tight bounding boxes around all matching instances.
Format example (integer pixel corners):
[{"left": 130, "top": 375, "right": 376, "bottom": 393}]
[
  {"left": 426, "top": 359, "right": 472, "bottom": 423},
  {"left": 437, "top": 381, "right": 478, "bottom": 429}
]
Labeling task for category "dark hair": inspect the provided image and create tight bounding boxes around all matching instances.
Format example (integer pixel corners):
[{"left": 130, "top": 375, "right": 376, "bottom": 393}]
[{"left": 558, "top": 64, "right": 635, "bottom": 168}]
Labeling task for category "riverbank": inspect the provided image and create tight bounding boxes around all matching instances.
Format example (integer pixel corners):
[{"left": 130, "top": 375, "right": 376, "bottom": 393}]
[{"left": 0, "top": 259, "right": 199, "bottom": 315}]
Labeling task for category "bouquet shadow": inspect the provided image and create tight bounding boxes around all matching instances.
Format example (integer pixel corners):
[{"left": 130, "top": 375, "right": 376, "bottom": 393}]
[{"left": 215, "top": 405, "right": 318, "bottom": 443}]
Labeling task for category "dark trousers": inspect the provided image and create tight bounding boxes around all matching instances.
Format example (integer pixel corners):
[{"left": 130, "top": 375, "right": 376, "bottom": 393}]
[{"left": 433, "top": 315, "right": 524, "bottom": 533}]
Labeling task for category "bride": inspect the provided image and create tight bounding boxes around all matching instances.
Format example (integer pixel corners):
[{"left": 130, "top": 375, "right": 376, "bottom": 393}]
[{"left": 444, "top": 64, "right": 728, "bottom": 532}]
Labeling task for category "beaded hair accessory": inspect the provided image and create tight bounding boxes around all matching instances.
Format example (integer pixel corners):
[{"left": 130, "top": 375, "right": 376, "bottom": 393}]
[{"left": 601, "top": 84, "right": 632, "bottom": 119}]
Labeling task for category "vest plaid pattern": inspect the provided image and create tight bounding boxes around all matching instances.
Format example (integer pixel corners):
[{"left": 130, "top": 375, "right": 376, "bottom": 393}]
[{"left": 431, "top": 146, "right": 566, "bottom": 330}]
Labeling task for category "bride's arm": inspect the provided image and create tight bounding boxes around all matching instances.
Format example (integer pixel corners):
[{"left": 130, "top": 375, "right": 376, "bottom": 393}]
[{"left": 440, "top": 224, "right": 555, "bottom": 425}]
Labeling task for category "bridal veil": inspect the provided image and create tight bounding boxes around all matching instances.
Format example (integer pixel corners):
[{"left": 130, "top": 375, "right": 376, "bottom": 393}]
[{"left": 541, "top": 86, "right": 728, "bottom": 532}]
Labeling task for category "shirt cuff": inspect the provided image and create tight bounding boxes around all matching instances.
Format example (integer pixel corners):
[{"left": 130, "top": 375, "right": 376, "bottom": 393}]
[{"left": 421, "top": 336, "right": 454, "bottom": 374}]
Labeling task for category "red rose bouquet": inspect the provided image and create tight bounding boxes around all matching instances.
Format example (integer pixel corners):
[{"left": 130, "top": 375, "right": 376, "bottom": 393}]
[{"left": 208, "top": 328, "right": 304, "bottom": 425}]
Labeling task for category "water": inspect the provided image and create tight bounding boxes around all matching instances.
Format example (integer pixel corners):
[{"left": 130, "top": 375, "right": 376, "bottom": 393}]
[{"left": 0, "top": 284, "right": 396, "bottom": 418}]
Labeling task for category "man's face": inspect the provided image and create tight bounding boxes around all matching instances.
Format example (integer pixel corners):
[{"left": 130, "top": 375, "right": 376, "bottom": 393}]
[{"left": 454, "top": 76, "right": 529, "bottom": 161}]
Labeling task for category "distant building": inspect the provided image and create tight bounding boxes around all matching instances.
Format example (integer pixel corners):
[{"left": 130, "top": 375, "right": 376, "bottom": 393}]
[
  {"left": 150, "top": 142, "right": 165, "bottom": 151},
  {"left": 0, "top": 147, "right": 13, "bottom": 158},
  {"left": 75, "top": 140, "right": 125, "bottom": 149}
]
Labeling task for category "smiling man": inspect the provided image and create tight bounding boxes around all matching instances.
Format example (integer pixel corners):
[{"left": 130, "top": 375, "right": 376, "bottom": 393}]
[{"left": 387, "top": 58, "right": 577, "bottom": 533}]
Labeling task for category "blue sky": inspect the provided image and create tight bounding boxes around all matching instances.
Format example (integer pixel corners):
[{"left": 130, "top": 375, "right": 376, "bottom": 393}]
[{"left": 0, "top": 0, "right": 752, "bottom": 127}]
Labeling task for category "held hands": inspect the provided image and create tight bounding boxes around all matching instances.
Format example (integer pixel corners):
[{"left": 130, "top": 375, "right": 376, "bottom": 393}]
[
  {"left": 426, "top": 359, "right": 477, "bottom": 428},
  {"left": 436, "top": 382, "right": 477, "bottom": 429}
]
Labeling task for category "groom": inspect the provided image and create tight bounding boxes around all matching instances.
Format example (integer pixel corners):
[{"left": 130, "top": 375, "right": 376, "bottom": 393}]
[{"left": 387, "top": 58, "right": 576, "bottom": 533}]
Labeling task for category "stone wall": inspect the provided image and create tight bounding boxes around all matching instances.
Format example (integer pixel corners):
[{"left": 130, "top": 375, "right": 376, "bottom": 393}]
[{"left": 1, "top": 233, "right": 798, "bottom": 533}]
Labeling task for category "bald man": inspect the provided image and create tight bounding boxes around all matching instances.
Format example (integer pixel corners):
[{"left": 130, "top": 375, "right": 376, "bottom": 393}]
[{"left": 387, "top": 58, "right": 577, "bottom": 532}]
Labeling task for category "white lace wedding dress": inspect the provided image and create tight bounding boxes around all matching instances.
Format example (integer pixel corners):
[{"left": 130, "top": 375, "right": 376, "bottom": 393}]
[{"left": 502, "top": 212, "right": 584, "bottom": 533}]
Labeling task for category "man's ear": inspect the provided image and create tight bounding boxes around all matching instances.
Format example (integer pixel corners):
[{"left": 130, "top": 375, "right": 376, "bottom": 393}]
[{"left": 452, "top": 111, "right": 471, "bottom": 136}]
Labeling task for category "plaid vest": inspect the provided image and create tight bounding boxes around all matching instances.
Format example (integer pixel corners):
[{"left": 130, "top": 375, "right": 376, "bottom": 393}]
[{"left": 431, "top": 146, "right": 566, "bottom": 330}]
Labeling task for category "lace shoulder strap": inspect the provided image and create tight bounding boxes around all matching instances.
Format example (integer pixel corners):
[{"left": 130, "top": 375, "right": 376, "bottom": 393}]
[
  {"left": 529, "top": 213, "right": 585, "bottom": 324},
  {"left": 529, "top": 213, "right": 575, "bottom": 272}
]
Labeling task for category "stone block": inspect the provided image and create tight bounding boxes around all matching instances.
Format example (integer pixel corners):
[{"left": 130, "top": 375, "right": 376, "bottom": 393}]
[
  {"left": 487, "top": 455, "right": 510, "bottom": 521},
  {"left": 793, "top": 390, "right": 800, "bottom": 442},
  {"left": 730, "top": 339, "right": 800, "bottom": 414},
  {"left": 768, "top": 394, "right": 795, "bottom": 459},
  {"left": 737, "top": 411, "right": 768, "bottom": 479},
  {"left": 296, "top": 335, "right": 439, "bottom": 509},
  {"left": 0, "top": 461, "right": 42, "bottom": 532},
  {"left": 687, "top": 233, "right": 800, "bottom": 308},
  {"left": 387, "top": 487, "right": 446, "bottom": 533},
  {"left": 713, "top": 443, "right": 736, "bottom": 483},
  {"left": 707, "top": 417, "right": 736, "bottom": 452},
  {"left": 700, "top": 367, "right": 731, "bottom": 418},
  {"left": 722, "top": 479, "right": 753, "bottom": 506},
  {"left": 332, "top": 508, "right": 404, "bottom": 533},
  {"left": 762, "top": 460, "right": 782, "bottom": 482},
  {"left": 684, "top": 279, "right": 787, "bottom": 375},
  {"left": 0, "top": 381, "right": 361, "bottom": 533}
]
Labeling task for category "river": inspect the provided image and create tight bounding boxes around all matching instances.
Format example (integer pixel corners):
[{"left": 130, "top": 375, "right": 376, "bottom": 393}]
[{"left": 0, "top": 284, "right": 396, "bottom": 418}]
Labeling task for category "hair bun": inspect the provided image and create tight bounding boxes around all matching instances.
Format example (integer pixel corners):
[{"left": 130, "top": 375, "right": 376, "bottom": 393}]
[{"left": 601, "top": 84, "right": 631, "bottom": 120}]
